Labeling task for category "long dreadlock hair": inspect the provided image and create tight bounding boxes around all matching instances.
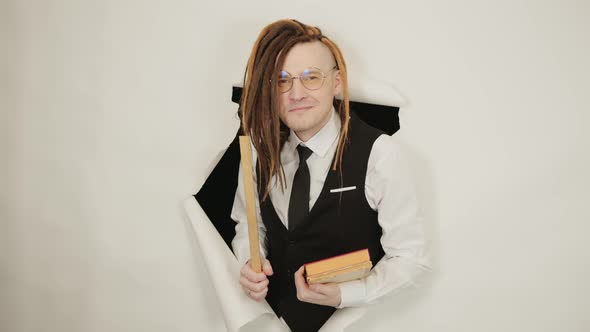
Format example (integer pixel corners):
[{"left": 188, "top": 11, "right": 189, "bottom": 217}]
[{"left": 239, "top": 19, "right": 350, "bottom": 201}]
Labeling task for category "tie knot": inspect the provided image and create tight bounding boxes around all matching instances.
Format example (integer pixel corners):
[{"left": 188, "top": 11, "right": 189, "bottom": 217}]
[{"left": 297, "top": 145, "right": 313, "bottom": 163}]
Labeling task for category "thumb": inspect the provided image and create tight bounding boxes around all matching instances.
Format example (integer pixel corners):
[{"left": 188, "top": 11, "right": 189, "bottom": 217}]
[{"left": 262, "top": 259, "right": 273, "bottom": 276}]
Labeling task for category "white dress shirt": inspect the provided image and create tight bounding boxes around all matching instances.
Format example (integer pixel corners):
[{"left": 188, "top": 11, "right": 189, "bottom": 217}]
[{"left": 231, "top": 107, "right": 429, "bottom": 308}]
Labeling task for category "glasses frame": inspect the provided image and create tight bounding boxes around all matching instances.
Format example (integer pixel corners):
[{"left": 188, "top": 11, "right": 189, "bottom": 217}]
[{"left": 271, "top": 66, "right": 338, "bottom": 93}]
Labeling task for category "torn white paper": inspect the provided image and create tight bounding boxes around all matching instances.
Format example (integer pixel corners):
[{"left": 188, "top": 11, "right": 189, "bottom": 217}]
[{"left": 183, "top": 197, "right": 371, "bottom": 332}]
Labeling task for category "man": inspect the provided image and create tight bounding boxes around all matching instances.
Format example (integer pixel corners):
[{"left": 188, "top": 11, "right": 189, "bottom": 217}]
[{"left": 231, "top": 19, "right": 428, "bottom": 332}]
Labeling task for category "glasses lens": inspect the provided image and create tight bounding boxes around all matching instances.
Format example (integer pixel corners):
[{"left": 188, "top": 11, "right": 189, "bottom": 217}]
[
  {"left": 300, "top": 68, "right": 324, "bottom": 90},
  {"left": 277, "top": 71, "right": 292, "bottom": 93}
]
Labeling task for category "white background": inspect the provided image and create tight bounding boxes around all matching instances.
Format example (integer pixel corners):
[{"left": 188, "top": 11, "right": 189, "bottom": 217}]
[{"left": 2, "top": 1, "right": 589, "bottom": 331}]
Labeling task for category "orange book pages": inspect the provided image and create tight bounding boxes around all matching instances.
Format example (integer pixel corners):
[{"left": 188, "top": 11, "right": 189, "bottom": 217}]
[
  {"left": 304, "top": 249, "right": 371, "bottom": 284},
  {"left": 304, "top": 249, "right": 370, "bottom": 275},
  {"left": 306, "top": 261, "right": 372, "bottom": 284}
]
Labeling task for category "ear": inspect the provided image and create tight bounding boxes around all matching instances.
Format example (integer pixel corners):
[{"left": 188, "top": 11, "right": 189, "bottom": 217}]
[{"left": 332, "top": 69, "right": 342, "bottom": 97}]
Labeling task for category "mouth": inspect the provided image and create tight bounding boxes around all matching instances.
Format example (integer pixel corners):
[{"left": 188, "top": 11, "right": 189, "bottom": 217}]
[{"left": 288, "top": 106, "right": 314, "bottom": 112}]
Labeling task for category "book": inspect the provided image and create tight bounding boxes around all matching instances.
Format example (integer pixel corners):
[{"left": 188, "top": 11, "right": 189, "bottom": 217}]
[{"left": 304, "top": 249, "right": 372, "bottom": 284}]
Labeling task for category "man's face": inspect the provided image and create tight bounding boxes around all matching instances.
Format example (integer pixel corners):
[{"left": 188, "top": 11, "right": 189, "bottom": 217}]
[{"left": 277, "top": 41, "right": 341, "bottom": 142}]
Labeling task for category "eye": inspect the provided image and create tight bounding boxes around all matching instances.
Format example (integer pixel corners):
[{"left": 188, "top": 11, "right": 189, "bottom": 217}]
[
  {"left": 301, "top": 70, "right": 322, "bottom": 81},
  {"left": 279, "top": 70, "right": 290, "bottom": 79},
  {"left": 278, "top": 78, "right": 291, "bottom": 85}
]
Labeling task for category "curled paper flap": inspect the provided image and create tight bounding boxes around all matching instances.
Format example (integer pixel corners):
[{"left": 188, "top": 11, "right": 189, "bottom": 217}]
[
  {"left": 183, "top": 197, "right": 283, "bottom": 332},
  {"left": 346, "top": 77, "right": 407, "bottom": 108},
  {"left": 183, "top": 197, "right": 373, "bottom": 332}
]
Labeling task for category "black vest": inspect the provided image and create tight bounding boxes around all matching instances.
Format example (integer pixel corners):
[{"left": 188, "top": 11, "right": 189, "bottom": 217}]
[{"left": 259, "top": 114, "right": 386, "bottom": 332}]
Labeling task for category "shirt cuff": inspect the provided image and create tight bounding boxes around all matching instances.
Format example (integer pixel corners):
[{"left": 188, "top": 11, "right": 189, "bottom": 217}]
[
  {"left": 232, "top": 246, "right": 245, "bottom": 265},
  {"left": 336, "top": 279, "right": 366, "bottom": 308}
]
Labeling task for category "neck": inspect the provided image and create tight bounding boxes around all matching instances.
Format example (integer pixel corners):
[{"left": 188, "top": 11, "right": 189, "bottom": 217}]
[{"left": 294, "top": 131, "right": 314, "bottom": 143}]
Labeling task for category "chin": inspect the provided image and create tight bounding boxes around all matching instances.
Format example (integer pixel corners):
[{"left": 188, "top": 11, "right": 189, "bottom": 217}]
[
  {"left": 283, "top": 118, "right": 311, "bottom": 133},
  {"left": 282, "top": 108, "right": 328, "bottom": 134}
]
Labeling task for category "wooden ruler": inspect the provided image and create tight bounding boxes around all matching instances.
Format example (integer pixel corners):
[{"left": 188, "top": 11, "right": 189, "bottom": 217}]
[{"left": 238, "top": 136, "right": 262, "bottom": 273}]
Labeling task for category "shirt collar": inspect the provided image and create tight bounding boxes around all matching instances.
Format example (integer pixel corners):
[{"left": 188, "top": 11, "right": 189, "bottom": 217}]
[{"left": 286, "top": 106, "right": 340, "bottom": 158}]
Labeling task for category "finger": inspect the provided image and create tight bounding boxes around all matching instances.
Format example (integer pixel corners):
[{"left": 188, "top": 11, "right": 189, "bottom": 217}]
[
  {"left": 241, "top": 277, "right": 269, "bottom": 294},
  {"left": 309, "top": 282, "right": 337, "bottom": 296},
  {"left": 241, "top": 284, "right": 251, "bottom": 296},
  {"left": 241, "top": 285, "right": 268, "bottom": 301},
  {"left": 309, "top": 283, "right": 323, "bottom": 294},
  {"left": 240, "top": 275, "right": 269, "bottom": 293},
  {"left": 262, "top": 259, "right": 274, "bottom": 276},
  {"left": 294, "top": 266, "right": 324, "bottom": 302},
  {"left": 241, "top": 263, "right": 268, "bottom": 283},
  {"left": 293, "top": 266, "right": 309, "bottom": 292},
  {"left": 249, "top": 287, "right": 268, "bottom": 301}
]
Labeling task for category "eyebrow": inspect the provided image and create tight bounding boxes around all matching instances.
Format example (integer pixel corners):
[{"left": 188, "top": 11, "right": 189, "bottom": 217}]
[{"left": 281, "top": 66, "right": 333, "bottom": 73}]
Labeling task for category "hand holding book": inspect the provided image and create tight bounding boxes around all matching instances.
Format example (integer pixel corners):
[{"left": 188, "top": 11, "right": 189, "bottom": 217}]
[
  {"left": 294, "top": 249, "right": 371, "bottom": 308},
  {"left": 294, "top": 265, "right": 342, "bottom": 307}
]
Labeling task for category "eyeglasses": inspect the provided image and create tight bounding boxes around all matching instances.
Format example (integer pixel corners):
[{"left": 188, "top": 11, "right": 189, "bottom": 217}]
[{"left": 273, "top": 66, "right": 338, "bottom": 93}]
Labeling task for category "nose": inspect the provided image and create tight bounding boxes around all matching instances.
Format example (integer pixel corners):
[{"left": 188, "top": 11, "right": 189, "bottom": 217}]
[{"left": 288, "top": 78, "right": 308, "bottom": 102}]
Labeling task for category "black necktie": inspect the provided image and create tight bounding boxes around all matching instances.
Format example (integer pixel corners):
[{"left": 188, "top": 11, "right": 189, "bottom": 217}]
[{"left": 288, "top": 145, "right": 313, "bottom": 231}]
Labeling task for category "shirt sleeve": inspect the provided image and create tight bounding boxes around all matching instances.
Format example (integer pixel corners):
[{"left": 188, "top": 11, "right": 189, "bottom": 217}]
[
  {"left": 337, "top": 133, "right": 431, "bottom": 308},
  {"left": 230, "top": 142, "right": 268, "bottom": 265}
]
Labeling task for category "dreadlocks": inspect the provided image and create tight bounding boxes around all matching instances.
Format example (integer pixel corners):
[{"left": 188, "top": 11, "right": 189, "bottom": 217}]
[{"left": 240, "top": 19, "right": 350, "bottom": 201}]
